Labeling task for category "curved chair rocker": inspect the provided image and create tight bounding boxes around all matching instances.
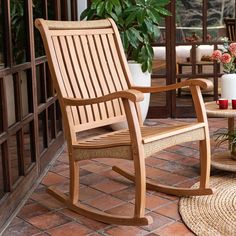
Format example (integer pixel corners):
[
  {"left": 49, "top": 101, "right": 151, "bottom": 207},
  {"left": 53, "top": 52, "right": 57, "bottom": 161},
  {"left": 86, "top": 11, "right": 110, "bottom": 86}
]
[{"left": 35, "top": 18, "right": 213, "bottom": 226}]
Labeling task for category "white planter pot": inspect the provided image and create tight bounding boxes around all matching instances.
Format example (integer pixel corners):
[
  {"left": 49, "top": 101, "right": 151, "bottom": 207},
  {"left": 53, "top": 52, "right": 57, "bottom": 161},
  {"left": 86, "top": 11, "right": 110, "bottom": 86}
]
[
  {"left": 221, "top": 74, "right": 236, "bottom": 100},
  {"left": 128, "top": 62, "right": 151, "bottom": 120},
  {"left": 111, "top": 62, "right": 151, "bottom": 130}
]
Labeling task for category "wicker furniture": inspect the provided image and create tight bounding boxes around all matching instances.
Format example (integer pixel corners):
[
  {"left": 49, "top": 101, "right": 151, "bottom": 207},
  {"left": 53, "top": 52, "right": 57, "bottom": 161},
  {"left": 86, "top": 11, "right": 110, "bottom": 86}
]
[
  {"left": 205, "top": 101, "right": 236, "bottom": 171},
  {"left": 35, "top": 18, "right": 213, "bottom": 226}
]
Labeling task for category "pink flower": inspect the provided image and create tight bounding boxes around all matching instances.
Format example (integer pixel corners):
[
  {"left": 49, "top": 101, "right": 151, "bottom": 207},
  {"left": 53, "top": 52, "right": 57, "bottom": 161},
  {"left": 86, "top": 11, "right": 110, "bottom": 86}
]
[
  {"left": 229, "top": 43, "right": 236, "bottom": 56},
  {"left": 221, "top": 53, "right": 232, "bottom": 64},
  {"left": 212, "top": 50, "right": 222, "bottom": 60}
]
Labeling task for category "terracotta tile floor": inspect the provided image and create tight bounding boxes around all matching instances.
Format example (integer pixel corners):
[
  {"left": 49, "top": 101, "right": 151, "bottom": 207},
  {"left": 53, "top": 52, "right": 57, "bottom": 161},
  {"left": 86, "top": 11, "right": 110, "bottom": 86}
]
[{"left": 4, "top": 118, "right": 229, "bottom": 236}]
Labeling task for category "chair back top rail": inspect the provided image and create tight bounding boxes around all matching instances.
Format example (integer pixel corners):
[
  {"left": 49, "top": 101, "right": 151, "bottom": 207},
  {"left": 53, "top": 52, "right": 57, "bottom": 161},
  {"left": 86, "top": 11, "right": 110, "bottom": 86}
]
[{"left": 43, "top": 18, "right": 112, "bottom": 30}]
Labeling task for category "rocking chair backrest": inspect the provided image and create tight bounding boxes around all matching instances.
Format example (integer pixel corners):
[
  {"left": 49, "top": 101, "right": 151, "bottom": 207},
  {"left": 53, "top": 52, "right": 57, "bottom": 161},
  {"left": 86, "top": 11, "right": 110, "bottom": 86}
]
[{"left": 35, "top": 18, "right": 136, "bottom": 132}]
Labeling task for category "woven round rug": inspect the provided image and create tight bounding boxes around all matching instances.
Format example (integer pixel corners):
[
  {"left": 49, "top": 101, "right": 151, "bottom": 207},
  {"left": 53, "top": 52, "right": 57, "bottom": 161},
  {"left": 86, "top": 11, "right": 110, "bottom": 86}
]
[{"left": 179, "top": 174, "right": 236, "bottom": 236}]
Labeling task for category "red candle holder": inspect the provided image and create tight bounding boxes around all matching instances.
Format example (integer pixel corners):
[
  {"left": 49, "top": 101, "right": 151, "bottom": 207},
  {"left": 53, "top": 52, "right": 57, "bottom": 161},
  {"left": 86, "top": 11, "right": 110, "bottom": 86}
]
[{"left": 217, "top": 99, "right": 228, "bottom": 109}]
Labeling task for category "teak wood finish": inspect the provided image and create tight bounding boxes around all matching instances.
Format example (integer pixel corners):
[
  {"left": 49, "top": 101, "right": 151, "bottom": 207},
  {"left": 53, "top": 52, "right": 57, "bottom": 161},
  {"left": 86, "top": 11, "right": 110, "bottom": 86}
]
[{"left": 35, "top": 18, "right": 213, "bottom": 226}]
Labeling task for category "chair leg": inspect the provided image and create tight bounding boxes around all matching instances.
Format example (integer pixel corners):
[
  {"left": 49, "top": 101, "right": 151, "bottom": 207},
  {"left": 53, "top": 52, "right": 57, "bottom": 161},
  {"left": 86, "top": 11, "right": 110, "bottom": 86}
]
[
  {"left": 70, "top": 160, "right": 79, "bottom": 204},
  {"left": 47, "top": 158, "right": 152, "bottom": 226},
  {"left": 199, "top": 138, "right": 211, "bottom": 189},
  {"left": 133, "top": 154, "right": 146, "bottom": 218}
]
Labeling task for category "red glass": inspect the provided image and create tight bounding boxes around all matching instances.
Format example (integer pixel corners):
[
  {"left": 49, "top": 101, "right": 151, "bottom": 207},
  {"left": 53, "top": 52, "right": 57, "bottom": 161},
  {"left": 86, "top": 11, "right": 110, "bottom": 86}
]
[
  {"left": 232, "top": 99, "right": 236, "bottom": 109},
  {"left": 217, "top": 99, "right": 228, "bottom": 109}
]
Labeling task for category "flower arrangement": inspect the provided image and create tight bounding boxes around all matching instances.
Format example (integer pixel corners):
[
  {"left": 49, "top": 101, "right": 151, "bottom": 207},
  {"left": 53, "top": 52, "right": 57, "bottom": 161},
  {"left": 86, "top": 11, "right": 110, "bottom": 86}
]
[{"left": 212, "top": 38, "right": 236, "bottom": 74}]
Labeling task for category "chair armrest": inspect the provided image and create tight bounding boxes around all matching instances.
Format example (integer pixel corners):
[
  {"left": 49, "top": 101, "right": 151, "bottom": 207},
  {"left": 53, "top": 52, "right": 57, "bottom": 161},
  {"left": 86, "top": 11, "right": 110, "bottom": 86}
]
[
  {"left": 63, "top": 89, "right": 144, "bottom": 106},
  {"left": 131, "top": 79, "right": 213, "bottom": 93}
]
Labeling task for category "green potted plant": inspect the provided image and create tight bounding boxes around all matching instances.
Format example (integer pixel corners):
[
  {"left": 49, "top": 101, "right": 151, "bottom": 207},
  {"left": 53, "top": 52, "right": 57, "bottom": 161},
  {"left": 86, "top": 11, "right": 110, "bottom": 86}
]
[
  {"left": 81, "top": 0, "right": 170, "bottom": 73},
  {"left": 214, "top": 128, "right": 236, "bottom": 159},
  {"left": 81, "top": 0, "right": 170, "bottom": 127}
]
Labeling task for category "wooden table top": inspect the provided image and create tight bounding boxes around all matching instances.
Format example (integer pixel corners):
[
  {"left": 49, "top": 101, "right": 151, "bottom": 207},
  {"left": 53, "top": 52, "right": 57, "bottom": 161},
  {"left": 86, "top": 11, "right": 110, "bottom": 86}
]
[{"left": 205, "top": 101, "right": 236, "bottom": 118}]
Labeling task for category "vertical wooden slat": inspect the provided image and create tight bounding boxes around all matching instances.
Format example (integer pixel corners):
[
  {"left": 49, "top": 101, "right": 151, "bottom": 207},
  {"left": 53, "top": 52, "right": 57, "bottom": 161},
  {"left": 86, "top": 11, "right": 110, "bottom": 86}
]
[
  {"left": 29, "top": 121, "right": 36, "bottom": 163},
  {"left": 66, "top": 35, "right": 89, "bottom": 124},
  {"left": 1, "top": 77, "right": 10, "bottom": 192},
  {"left": 106, "top": 34, "right": 129, "bottom": 91},
  {"left": 87, "top": 34, "right": 109, "bottom": 120},
  {"left": 1, "top": 78, "right": 8, "bottom": 131},
  {"left": 101, "top": 34, "right": 126, "bottom": 116},
  {"left": 52, "top": 36, "right": 79, "bottom": 125},
  {"left": 13, "top": 73, "right": 22, "bottom": 122},
  {"left": 0, "top": 79, "right": 3, "bottom": 132},
  {"left": 37, "top": 65, "right": 46, "bottom": 104},
  {"left": 93, "top": 34, "right": 116, "bottom": 118},
  {"left": 58, "top": 35, "right": 81, "bottom": 124},
  {"left": 40, "top": 111, "right": 48, "bottom": 151},
  {"left": 45, "top": 108, "right": 50, "bottom": 148},
  {"left": 72, "top": 35, "right": 93, "bottom": 124},
  {"left": 50, "top": 105, "right": 56, "bottom": 140},
  {"left": 43, "top": 64, "right": 48, "bottom": 101},
  {"left": 26, "top": 70, "right": 33, "bottom": 113},
  {"left": 2, "top": 142, "right": 11, "bottom": 192},
  {"left": 73, "top": 35, "right": 98, "bottom": 122},
  {"left": 17, "top": 130, "right": 24, "bottom": 176},
  {"left": 80, "top": 35, "right": 104, "bottom": 121},
  {"left": 71, "top": 0, "right": 78, "bottom": 20},
  {"left": 51, "top": 37, "right": 70, "bottom": 96}
]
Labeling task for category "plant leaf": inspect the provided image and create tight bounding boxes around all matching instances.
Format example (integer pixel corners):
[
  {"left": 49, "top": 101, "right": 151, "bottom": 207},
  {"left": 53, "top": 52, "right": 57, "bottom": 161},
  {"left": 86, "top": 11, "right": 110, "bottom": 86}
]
[
  {"left": 97, "top": 1, "right": 105, "bottom": 16},
  {"left": 109, "top": 12, "right": 119, "bottom": 22},
  {"left": 80, "top": 8, "right": 94, "bottom": 20},
  {"left": 125, "top": 11, "right": 137, "bottom": 26},
  {"left": 154, "top": 7, "right": 171, "bottom": 16},
  {"left": 105, "top": 1, "right": 113, "bottom": 14},
  {"left": 125, "top": 29, "right": 139, "bottom": 48},
  {"left": 146, "top": 9, "right": 159, "bottom": 24},
  {"left": 151, "top": 0, "right": 170, "bottom": 6},
  {"left": 137, "top": 9, "right": 146, "bottom": 24}
]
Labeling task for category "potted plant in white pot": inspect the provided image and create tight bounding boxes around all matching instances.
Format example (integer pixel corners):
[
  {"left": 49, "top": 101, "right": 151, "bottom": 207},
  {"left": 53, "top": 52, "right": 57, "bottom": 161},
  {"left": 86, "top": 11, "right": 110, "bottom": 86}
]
[{"left": 81, "top": 0, "right": 170, "bottom": 124}]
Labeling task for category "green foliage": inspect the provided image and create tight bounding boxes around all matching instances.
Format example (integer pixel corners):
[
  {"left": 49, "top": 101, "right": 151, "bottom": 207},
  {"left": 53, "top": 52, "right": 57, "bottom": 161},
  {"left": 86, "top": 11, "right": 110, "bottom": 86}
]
[
  {"left": 214, "top": 128, "right": 236, "bottom": 147},
  {"left": 81, "top": 0, "right": 171, "bottom": 73},
  {"left": 11, "top": 0, "right": 27, "bottom": 64}
]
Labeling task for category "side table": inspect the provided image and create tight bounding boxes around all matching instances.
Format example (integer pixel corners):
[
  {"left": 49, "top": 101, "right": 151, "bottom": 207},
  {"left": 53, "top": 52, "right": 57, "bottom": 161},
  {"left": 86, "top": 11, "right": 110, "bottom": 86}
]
[{"left": 205, "top": 101, "right": 236, "bottom": 171}]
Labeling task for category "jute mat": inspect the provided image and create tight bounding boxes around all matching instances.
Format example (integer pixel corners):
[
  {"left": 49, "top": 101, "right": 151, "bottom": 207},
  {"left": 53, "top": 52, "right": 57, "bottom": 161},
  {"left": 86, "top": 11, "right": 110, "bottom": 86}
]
[{"left": 179, "top": 174, "right": 236, "bottom": 236}]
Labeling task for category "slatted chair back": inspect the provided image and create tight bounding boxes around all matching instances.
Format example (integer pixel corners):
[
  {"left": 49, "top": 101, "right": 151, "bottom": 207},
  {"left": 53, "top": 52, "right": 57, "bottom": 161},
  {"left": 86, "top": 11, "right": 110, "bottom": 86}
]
[
  {"left": 35, "top": 19, "right": 138, "bottom": 134},
  {"left": 224, "top": 18, "right": 236, "bottom": 41}
]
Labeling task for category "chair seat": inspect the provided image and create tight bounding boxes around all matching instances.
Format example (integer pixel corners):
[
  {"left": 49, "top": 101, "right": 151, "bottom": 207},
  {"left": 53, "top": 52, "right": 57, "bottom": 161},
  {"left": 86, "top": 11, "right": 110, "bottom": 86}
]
[{"left": 73, "top": 123, "right": 205, "bottom": 160}]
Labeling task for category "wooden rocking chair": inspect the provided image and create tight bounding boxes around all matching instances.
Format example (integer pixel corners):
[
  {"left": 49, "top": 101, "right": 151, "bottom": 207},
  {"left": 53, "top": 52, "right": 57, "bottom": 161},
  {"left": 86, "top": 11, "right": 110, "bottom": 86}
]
[{"left": 35, "top": 18, "right": 213, "bottom": 226}]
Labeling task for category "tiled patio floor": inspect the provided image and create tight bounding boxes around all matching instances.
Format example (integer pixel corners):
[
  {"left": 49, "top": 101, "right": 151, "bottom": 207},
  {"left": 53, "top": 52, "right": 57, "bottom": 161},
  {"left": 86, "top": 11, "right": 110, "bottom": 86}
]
[{"left": 4, "top": 118, "right": 229, "bottom": 236}]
